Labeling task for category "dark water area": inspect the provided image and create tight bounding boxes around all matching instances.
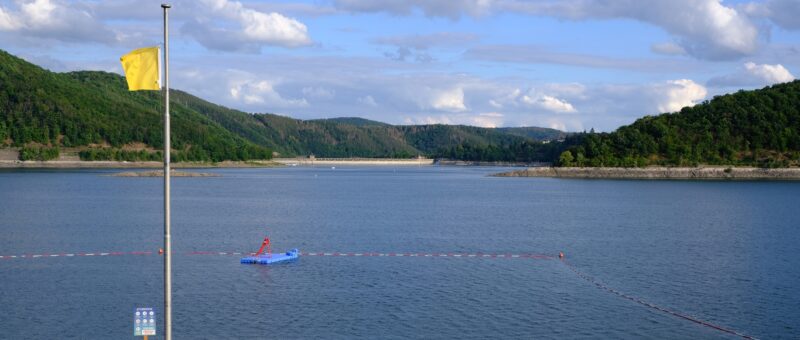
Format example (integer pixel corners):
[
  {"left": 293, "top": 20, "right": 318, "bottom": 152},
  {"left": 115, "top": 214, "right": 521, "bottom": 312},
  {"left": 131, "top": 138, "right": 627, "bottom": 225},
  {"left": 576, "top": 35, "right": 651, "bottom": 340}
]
[{"left": 1, "top": 167, "right": 799, "bottom": 339}]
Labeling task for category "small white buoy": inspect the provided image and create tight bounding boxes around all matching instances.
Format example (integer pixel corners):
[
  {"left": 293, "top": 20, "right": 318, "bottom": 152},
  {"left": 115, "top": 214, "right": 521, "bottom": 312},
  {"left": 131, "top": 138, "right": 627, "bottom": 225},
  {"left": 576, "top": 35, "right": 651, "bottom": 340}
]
[{"left": 331, "top": 166, "right": 336, "bottom": 170}]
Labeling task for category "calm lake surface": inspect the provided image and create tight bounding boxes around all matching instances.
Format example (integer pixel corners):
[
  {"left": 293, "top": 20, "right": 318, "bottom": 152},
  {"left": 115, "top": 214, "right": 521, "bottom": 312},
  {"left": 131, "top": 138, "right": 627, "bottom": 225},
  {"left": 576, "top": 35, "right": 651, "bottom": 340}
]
[{"left": 1, "top": 166, "right": 799, "bottom": 339}]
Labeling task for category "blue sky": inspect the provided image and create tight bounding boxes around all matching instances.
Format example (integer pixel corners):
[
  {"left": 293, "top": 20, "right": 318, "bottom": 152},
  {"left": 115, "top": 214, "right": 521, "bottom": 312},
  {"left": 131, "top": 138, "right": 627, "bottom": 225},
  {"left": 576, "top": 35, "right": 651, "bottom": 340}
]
[{"left": 0, "top": 0, "right": 798, "bottom": 131}]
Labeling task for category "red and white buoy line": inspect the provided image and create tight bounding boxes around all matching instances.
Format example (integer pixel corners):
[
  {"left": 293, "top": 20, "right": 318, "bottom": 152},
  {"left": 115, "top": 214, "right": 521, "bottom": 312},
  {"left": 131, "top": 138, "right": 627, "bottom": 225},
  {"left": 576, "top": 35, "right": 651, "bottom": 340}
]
[
  {"left": 0, "top": 249, "right": 758, "bottom": 338},
  {"left": 561, "top": 259, "right": 758, "bottom": 340},
  {"left": 0, "top": 251, "right": 155, "bottom": 259},
  {"left": 0, "top": 250, "right": 555, "bottom": 260}
]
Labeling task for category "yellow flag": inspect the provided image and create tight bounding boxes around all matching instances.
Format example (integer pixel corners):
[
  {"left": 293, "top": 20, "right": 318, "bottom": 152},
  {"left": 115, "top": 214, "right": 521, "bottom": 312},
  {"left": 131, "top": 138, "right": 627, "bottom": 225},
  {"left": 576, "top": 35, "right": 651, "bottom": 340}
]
[{"left": 120, "top": 47, "right": 160, "bottom": 91}]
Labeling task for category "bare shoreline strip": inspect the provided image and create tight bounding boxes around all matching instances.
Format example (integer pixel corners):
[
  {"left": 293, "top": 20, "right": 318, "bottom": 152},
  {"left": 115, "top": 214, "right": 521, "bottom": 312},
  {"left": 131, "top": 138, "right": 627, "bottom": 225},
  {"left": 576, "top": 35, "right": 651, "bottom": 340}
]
[
  {"left": 493, "top": 166, "right": 800, "bottom": 180},
  {"left": 272, "top": 158, "right": 434, "bottom": 166}
]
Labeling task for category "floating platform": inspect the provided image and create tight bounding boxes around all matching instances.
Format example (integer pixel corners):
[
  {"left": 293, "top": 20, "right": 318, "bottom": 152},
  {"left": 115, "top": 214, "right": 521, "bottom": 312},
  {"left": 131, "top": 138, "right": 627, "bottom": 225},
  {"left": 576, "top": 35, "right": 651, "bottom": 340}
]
[{"left": 241, "top": 249, "right": 299, "bottom": 264}]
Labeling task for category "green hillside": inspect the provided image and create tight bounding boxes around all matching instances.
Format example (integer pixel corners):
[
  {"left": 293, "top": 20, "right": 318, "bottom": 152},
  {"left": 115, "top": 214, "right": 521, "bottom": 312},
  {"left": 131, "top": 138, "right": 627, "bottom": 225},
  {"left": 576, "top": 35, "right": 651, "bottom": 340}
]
[
  {"left": 0, "top": 50, "right": 271, "bottom": 161},
  {"left": 4, "top": 49, "right": 796, "bottom": 166},
  {"left": 558, "top": 80, "right": 800, "bottom": 167},
  {"left": 0, "top": 49, "right": 565, "bottom": 161}
]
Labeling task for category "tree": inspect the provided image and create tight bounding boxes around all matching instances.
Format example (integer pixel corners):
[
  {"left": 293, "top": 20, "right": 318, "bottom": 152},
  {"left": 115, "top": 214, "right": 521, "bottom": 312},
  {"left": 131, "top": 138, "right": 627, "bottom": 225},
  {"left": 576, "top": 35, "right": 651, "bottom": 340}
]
[{"left": 559, "top": 150, "right": 574, "bottom": 166}]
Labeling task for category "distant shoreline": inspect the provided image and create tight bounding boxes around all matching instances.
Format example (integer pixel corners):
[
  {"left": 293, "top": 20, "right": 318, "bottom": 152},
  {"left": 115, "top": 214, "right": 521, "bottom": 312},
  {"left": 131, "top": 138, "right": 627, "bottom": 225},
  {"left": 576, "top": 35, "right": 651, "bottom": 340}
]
[
  {"left": 493, "top": 166, "right": 800, "bottom": 180},
  {"left": 272, "top": 158, "right": 434, "bottom": 166},
  {"left": 0, "top": 158, "right": 436, "bottom": 168}
]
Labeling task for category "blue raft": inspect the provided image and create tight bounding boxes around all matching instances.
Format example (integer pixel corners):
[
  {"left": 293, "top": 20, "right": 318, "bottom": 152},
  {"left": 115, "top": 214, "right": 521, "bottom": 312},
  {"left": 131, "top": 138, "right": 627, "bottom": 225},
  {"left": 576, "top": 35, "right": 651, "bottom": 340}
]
[{"left": 241, "top": 249, "right": 299, "bottom": 264}]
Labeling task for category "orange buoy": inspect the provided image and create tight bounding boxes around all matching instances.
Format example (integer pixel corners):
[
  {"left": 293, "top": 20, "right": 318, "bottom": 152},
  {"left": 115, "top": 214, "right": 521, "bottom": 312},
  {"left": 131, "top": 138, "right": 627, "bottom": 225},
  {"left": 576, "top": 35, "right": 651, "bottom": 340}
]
[
  {"left": 558, "top": 252, "right": 564, "bottom": 259},
  {"left": 158, "top": 248, "right": 164, "bottom": 255}
]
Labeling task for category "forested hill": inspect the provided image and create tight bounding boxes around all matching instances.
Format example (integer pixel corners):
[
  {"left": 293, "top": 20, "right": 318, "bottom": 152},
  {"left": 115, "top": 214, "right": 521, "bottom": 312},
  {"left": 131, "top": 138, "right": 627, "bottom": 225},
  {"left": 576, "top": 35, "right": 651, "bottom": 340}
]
[
  {"left": 3, "top": 48, "right": 796, "bottom": 166},
  {"left": 0, "top": 49, "right": 564, "bottom": 161},
  {"left": 558, "top": 80, "right": 800, "bottom": 167},
  {"left": 0, "top": 49, "right": 271, "bottom": 161}
]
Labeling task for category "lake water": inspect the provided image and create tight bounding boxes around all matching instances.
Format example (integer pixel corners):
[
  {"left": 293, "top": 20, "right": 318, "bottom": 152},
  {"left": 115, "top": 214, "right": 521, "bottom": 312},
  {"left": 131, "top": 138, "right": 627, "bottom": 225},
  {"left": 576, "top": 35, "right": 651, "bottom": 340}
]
[{"left": 1, "top": 167, "right": 799, "bottom": 339}]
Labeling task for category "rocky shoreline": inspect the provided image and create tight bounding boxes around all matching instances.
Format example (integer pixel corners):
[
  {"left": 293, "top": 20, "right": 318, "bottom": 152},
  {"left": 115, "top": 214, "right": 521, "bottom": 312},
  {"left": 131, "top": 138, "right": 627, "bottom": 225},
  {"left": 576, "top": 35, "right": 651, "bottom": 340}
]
[{"left": 493, "top": 166, "right": 800, "bottom": 180}]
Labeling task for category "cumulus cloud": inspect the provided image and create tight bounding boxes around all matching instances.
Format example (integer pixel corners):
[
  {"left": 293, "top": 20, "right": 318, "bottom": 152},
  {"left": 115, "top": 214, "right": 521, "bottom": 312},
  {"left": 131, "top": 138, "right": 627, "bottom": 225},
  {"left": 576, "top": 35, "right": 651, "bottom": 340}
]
[
  {"left": 428, "top": 87, "right": 467, "bottom": 112},
  {"left": 546, "top": 79, "right": 708, "bottom": 129},
  {"left": 653, "top": 79, "right": 708, "bottom": 112},
  {"left": 182, "top": 0, "right": 311, "bottom": 51},
  {"left": 0, "top": 0, "right": 117, "bottom": 44},
  {"left": 522, "top": 94, "right": 577, "bottom": 113},
  {"left": 708, "top": 62, "right": 795, "bottom": 87},
  {"left": 489, "top": 88, "right": 577, "bottom": 113}
]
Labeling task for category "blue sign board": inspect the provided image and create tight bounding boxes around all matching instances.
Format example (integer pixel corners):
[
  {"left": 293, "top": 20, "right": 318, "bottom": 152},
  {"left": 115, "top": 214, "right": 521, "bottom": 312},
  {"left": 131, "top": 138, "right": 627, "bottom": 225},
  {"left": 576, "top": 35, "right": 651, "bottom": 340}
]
[{"left": 134, "top": 307, "right": 156, "bottom": 336}]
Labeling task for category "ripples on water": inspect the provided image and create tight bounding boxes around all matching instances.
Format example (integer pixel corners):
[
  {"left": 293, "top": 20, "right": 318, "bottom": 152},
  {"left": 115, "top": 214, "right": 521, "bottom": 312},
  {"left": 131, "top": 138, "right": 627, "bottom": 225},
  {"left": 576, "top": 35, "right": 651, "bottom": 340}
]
[{"left": 1, "top": 167, "right": 799, "bottom": 339}]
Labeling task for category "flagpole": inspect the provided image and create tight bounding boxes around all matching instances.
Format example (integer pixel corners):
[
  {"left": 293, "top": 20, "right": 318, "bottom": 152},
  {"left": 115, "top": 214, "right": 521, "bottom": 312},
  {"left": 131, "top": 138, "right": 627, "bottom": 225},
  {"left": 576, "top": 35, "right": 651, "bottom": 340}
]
[{"left": 161, "top": 3, "right": 172, "bottom": 340}]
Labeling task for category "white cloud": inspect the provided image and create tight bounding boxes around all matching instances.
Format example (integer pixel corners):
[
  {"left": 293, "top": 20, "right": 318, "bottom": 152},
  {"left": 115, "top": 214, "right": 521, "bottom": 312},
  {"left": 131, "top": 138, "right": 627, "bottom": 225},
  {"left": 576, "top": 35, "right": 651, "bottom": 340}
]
[
  {"left": 742, "top": 62, "right": 795, "bottom": 83},
  {"left": 545, "top": 79, "right": 708, "bottom": 129},
  {"left": 357, "top": 95, "right": 378, "bottom": 107},
  {"left": 522, "top": 94, "right": 577, "bottom": 113},
  {"left": 229, "top": 79, "right": 308, "bottom": 108},
  {"left": 429, "top": 87, "right": 467, "bottom": 112},
  {"left": 404, "top": 112, "right": 503, "bottom": 128},
  {"left": 652, "top": 79, "right": 708, "bottom": 113},
  {"left": 164, "top": 53, "right": 712, "bottom": 131},
  {"left": 0, "top": 0, "right": 117, "bottom": 43},
  {"left": 490, "top": 88, "right": 577, "bottom": 113},
  {"left": 183, "top": 0, "right": 312, "bottom": 51},
  {"left": 708, "top": 62, "right": 795, "bottom": 87}
]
